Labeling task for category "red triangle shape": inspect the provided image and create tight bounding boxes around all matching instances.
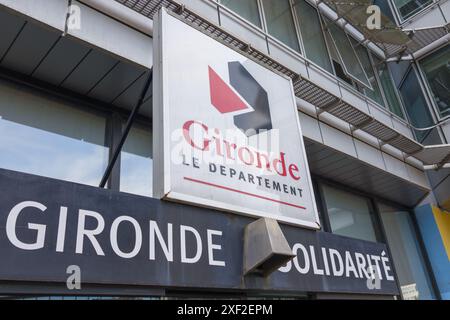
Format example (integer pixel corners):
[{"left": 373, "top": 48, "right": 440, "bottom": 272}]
[{"left": 209, "top": 66, "right": 248, "bottom": 114}]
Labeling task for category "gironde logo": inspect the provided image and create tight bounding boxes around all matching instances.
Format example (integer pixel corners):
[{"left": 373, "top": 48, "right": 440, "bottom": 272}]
[{"left": 208, "top": 61, "right": 273, "bottom": 137}]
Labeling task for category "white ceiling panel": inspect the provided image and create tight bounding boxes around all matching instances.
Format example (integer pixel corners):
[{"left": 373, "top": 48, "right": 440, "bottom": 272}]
[
  {"left": 305, "top": 138, "right": 429, "bottom": 207},
  {"left": 32, "top": 36, "right": 91, "bottom": 86},
  {"left": 0, "top": 22, "right": 60, "bottom": 75}
]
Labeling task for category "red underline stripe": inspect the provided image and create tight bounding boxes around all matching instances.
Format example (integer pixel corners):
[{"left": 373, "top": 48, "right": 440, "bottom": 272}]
[{"left": 184, "top": 177, "right": 307, "bottom": 210}]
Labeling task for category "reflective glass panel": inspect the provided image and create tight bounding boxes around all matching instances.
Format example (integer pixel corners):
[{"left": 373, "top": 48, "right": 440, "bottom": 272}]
[
  {"left": 120, "top": 124, "right": 153, "bottom": 197},
  {"left": 379, "top": 203, "right": 436, "bottom": 300},
  {"left": 393, "top": 0, "right": 433, "bottom": 20},
  {"left": 221, "top": 0, "right": 262, "bottom": 27},
  {"left": 0, "top": 80, "right": 108, "bottom": 186},
  {"left": 293, "top": 0, "right": 332, "bottom": 72},
  {"left": 262, "top": 0, "right": 301, "bottom": 52},
  {"left": 420, "top": 45, "right": 450, "bottom": 118},
  {"left": 322, "top": 185, "right": 378, "bottom": 242}
]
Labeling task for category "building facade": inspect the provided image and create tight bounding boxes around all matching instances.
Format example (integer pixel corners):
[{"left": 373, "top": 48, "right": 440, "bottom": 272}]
[{"left": 0, "top": 0, "right": 448, "bottom": 300}]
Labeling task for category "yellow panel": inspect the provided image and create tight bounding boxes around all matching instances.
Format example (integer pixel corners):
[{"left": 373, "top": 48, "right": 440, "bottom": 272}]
[
  {"left": 432, "top": 206, "right": 450, "bottom": 261},
  {"left": 442, "top": 197, "right": 450, "bottom": 212}
]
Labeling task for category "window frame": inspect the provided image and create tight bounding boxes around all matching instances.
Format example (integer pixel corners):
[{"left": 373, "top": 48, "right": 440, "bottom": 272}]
[
  {"left": 390, "top": 0, "right": 437, "bottom": 24},
  {"left": 292, "top": 0, "right": 334, "bottom": 74},
  {"left": 373, "top": 57, "right": 408, "bottom": 119},
  {"left": 0, "top": 76, "right": 112, "bottom": 188},
  {"left": 373, "top": 0, "right": 398, "bottom": 23},
  {"left": 374, "top": 200, "right": 442, "bottom": 300},
  {"left": 118, "top": 117, "right": 153, "bottom": 197},
  {"left": 218, "top": 0, "right": 414, "bottom": 122},
  {"left": 314, "top": 176, "right": 384, "bottom": 243},
  {"left": 258, "top": 0, "right": 304, "bottom": 53},
  {"left": 219, "top": 0, "right": 265, "bottom": 30},
  {"left": 313, "top": 174, "right": 441, "bottom": 299},
  {"left": 0, "top": 68, "right": 153, "bottom": 195},
  {"left": 365, "top": 53, "right": 387, "bottom": 108},
  {"left": 324, "top": 19, "right": 374, "bottom": 91},
  {"left": 367, "top": 52, "right": 391, "bottom": 109},
  {"left": 397, "top": 63, "right": 445, "bottom": 143},
  {"left": 416, "top": 44, "right": 450, "bottom": 123}
]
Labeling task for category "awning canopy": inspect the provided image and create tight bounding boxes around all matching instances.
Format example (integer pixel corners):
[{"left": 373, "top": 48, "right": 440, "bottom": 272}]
[
  {"left": 400, "top": 24, "right": 450, "bottom": 56},
  {"left": 322, "top": 0, "right": 449, "bottom": 58},
  {"left": 323, "top": 0, "right": 410, "bottom": 44},
  {"left": 414, "top": 144, "right": 450, "bottom": 168}
]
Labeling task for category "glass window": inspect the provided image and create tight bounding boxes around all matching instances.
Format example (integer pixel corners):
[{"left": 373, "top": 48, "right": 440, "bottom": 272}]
[
  {"left": 399, "top": 68, "right": 436, "bottom": 142},
  {"left": 293, "top": 0, "right": 332, "bottom": 73},
  {"left": 120, "top": 124, "right": 153, "bottom": 197},
  {"left": 322, "top": 185, "right": 378, "bottom": 242},
  {"left": 420, "top": 45, "right": 450, "bottom": 118},
  {"left": 373, "top": 0, "right": 396, "bottom": 22},
  {"left": 379, "top": 204, "right": 436, "bottom": 300},
  {"left": 374, "top": 58, "right": 405, "bottom": 118},
  {"left": 261, "top": 0, "right": 301, "bottom": 52},
  {"left": 420, "top": 127, "right": 442, "bottom": 146},
  {"left": 326, "top": 20, "right": 372, "bottom": 89},
  {"left": 351, "top": 39, "right": 385, "bottom": 107},
  {"left": 220, "top": 0, "right": 262, "bottom": 28},
  {"left": 0, "top": 80, "right": 108, "bottom": 186},
  {"left": 333, "top": 61, "right": 354, "bottom": 86},
  {"left": 324, "top": 30, "right": 354, "bottom": 85},
  {"left": 392, "top": 0, "right": 433, "bottom": 20}
]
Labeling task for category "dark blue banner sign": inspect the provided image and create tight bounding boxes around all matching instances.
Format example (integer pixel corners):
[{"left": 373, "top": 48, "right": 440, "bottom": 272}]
[{"left": 0, "top": 169, "right": 399, "bottom": 295}]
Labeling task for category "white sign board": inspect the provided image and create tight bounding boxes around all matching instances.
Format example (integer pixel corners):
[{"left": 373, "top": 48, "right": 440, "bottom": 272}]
[
  {"left": 401, "top": 284, "right": 419, "bottom": 300},
  {"left": 153, "top": 9, "right": 320, "bottom": 229}
]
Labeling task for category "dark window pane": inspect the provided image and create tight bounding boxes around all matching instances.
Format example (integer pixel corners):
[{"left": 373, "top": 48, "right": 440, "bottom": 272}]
[
  {"left": 261, "top": 0, "right": 301, "bottom": 52},
  {"left": 293, "top": 0, "right": 332, "bottom": 72},
  {"left": 322, "top": 185, "right": 377, "bottom": 242},
  {"left": 373, "top": 0, "right": 396, "bottom": 22},
  {"left": 420, "top": 45, "right": 450, "bottom": 118},
  {"left": 399, "top": 68, "right": 436, "bottom": 142},
  {"left": 326, "top": 20, "right": 372, "bottom": 88},
  {"left": 375, "top": 59, "right": 405, "bottom": 118},
  {"left": 392, "top": 0, "right": 433, "bottom": 20},
  {"left": 0, "top": 80, "right": 108, "bottom": 186},
  {"left": 221, "top": 0, "right": 262, "bottom": 27},
  {"left": 379, "top": 204, "right": 436, "bottom": 300},
  {"left": 351, "top": 39, "right": 385, "bottom": 106},
  {"left": 333, "top": 60, "right": 353, "bottom": 85},
  {"left": 120, "top": 124, "right": 153, "bottom": 197}
]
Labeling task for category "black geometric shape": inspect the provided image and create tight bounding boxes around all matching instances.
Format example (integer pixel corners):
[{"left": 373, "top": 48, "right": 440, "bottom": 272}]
[{"left": 228, "top": 61, "right": 272, "bottom": 137}]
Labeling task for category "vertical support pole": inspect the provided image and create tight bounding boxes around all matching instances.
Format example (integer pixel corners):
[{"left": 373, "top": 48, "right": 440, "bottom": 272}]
[{"left": 99, "top": 68, "right": 153, "bottom": 188}]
